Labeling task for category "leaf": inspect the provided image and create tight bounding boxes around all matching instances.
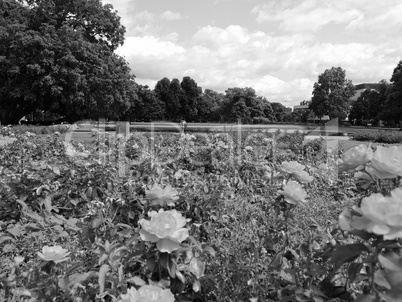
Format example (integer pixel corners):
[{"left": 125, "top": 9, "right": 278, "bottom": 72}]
[
  {"left": 354, "top": 294, "right": 380, "bottom": 302},
  {"left": 310, "top": 263, "right": 326, "bottom": 277},
  {"left": 43, "top": 196, "right": 54, "bottom": 213},
  {"left": 175, "top": 271, "right": 186, "bottom": 284},
  {"left": 269, "top": 252, "right": 283, "bottom": 269},
  {"left": 189, "top": 258, "right": 205, "bottom": 279},
  {"left": 7, "top": 225, "right": 22, "bottom": 238},
  {"left": 147, "top": 256, "right": 156, "bottom": 272},
  {"left": 98, "top": 264, "right": 110, "bottom": 295},
  {"left": 52, "top": 166, "right": 60, "bottom": 175},
  {"left": 187, "top": 235, "right": 202, "bottom": 251},
  {"left": 203, "top": 245, "right": 216, "bottom": 257},
  {"left": 69, "top": 198, "right": 80, "bottom": 206},
  {"left": 59, "top": 272, "right": 93, "bottom": 290},
  {"left": 374, "top": 270, "right": 391, "bottom": 290},
  {"left": 384, "top": 270, "right": 402, "bottom": 288},
  {"left": 331, "top": 244, "right": 368, "bottom": 264},
  {"left": 279, "top": 268, "right": 296, "bottom": 283},
  {"left": 264, "top": 235, "right": 275, "bottom": 250},
  {"left": 159, "top": 252, "right": 169, "bottom": 271},
  {"left": 378, "top": 253, "right": 402, "bottom": 271},
  {"left": 348, "top": 262, "right": 363, "bottom": 283},
  {"left": 98, "top": 253, "right": 108, "bottom": 266},
  {"left": 192, "top": 280, "right": 201, "bottom": 292},
  {"left": 384, "top": 288, "right": 402, "bottom": 302},
  {"left": 127, "top": 276, "right": 146, "bottom": 286},
  {"left": 0, "top": 235, "right": 15, "bottom": 244}
]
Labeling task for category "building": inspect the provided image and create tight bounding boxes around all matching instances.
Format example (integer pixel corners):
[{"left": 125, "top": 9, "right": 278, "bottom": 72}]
[{"left": 350, "top": 83, "right": 380, "bottom": 102}]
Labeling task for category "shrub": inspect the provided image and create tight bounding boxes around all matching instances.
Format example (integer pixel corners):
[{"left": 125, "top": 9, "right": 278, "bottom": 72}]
[{"left": 352, "top": 130, "right": 402, "bottom": 144}]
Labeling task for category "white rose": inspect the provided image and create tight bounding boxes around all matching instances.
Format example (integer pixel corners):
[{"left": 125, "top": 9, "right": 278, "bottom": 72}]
[
  {"left": 280, "top": 161, "right": 305, "bottom": 174},
  {"left": 119, "top": 285, "right": 175, "bottom": 302},
  {"left": 339, "top": 144, "right": 373, "bottom": 172},
  {"left": 339, "top": 188, "right": 402, "bottom": 240},
  {"left": 370, "top": 145, "right": 402, "bottom": 178},
  {"left": 37, "top": 245, "right": 70, "bottom": 263},
  {"left": 278, "top": 180, "right": 307, "bottom": 204},
  {"left": 139, "top": 209, "right": 189, "bottom": 253}
]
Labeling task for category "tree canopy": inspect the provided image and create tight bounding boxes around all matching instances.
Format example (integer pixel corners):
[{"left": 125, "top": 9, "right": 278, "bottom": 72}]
[
  {"left": 309, "top": 67, "right": 355, "bottom": 120},
  {"left": 382, "top": 60, "right": 402, "bottom": 124},
  {"left": 0, "top": 0, "right": 136, "bottom": 124}
]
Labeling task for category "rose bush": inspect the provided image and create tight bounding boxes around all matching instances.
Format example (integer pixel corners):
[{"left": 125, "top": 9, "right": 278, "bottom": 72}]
[{"left": 139, "top": 209, "right": 189, "bottom": 253}]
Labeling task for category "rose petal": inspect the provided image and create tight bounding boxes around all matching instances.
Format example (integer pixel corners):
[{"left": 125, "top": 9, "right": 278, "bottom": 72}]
[
  {"left": 156, "top": 238, "right": 180, "bottom": 253},
  {"left": 139, "top": 229, "right": 160, "bottom": 242},
  {"left": 169, "top": 228, "right": 189, "bottom": 243}
]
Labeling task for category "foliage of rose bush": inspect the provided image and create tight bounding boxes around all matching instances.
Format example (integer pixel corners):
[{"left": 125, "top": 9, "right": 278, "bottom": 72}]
[{"left": 0, "top": 126, "right": 401, "bottom": 302}]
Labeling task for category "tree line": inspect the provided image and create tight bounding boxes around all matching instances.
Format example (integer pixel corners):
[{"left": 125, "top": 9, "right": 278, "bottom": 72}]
[
  {"left": 1, "top": 0, "right": 401, "bottom": 126},
  {"left": 308, "top": 65, "right": 402, "bottom": 127},
  {"left": 0, "top": 0, "right": 295, "bottom": 125}
]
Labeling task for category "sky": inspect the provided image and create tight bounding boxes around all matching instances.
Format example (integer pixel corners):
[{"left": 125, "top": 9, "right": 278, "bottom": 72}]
[{"left": 102, "top": 0, "right": 402, "bottom": 108}]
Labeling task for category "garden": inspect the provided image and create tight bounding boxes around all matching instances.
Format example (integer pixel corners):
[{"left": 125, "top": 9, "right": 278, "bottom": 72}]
[{"left": 1, "top": 124, "right": 402, "bottom": 302}]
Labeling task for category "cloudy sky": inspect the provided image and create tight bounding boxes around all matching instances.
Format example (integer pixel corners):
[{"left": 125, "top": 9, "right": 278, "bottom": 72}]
[{"left": 102, "top": 0, "right": 402, "bottom": 107}]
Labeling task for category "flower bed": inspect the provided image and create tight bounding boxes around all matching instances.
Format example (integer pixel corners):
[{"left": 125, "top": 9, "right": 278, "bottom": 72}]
[{"left": 0, "top": 129, "right": 401, "bottom": 301}]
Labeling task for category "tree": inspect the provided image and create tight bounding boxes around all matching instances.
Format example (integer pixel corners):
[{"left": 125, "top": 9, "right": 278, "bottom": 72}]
[
  {"left": 169, "top": 78, "right": 184, "bottom": 121},
  {"left": 124, "top": 85, "right": 164, "bottom": 122},
  {"left": 309, "top": 67, "right": 355, "bottom": 121},
  {"left": 0, "top": 0, "right": 135, "bottom": 124},
  {"left": 222, "top": 87, "right": 272, "bottom": 123},
  {"left": 271, "top": 102, "right": 288, "bottom": 122},
  {"left": 382, "top": 61, "right": 402, "bottom": 125},
  {"left": 180, "top": 76, "right": 200, "bottom": 121},
  {"left": 197, "top": 89, "right": 224, "bottom": 122}
]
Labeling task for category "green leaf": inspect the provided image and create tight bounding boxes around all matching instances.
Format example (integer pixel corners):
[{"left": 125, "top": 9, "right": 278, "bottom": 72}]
[
  {"left": 384, "top": 288, "right": 402, "bottom": 302},
  {"left": 52, "top": 166, "right": 61, "bottom": 175},
  {"left": 147, "top": 256, "right": 156, "bottom": 272},
  {"left": 354, "top": 294, "right": 380, "bottom": 302},
  {"left": 59, "top": 272, "right": 94, "bottom": 290},
  {"left": 203, "top": 245, "right": 216, "bottom": 257},
  {"left": 127, "top": 276, "right": 146, "bottom": 286},
  {"left": 384, "top": 270, "right": 402, "bottom": 288},
  {"left": 98, "top": 264, "right": 110, "bottom": 295},
  {"left": 7, "top": 225, "right": 22, "bottom": 238},
  {"left": 175, "top": 271, "right": 186, "bottom": 284},
  {"left": 374, "top": 270, "right": 391, "bottom": 289},
  {"left": 331, "top": 244, "right": 368, "bottom": 264},
  {"left": 348, "top": 262, "right": 363, "bottom": 283},
  {"left": 279, "top": 268, "right": 296, "bottom": 283},
  {"left": 189, "top": 258, "right": 205, "bottom": 279},
  {"left": 0, "top": 235, "right": 15, "bottom": 244},
  {"left": 310, "top": 263, "right": 326, "bottom": 277},
  {"left": 192, "top": 280, "right": 201, "bottom": 292}
]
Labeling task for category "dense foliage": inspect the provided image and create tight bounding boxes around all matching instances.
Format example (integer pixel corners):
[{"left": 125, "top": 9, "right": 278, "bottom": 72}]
[
  {"left": 0, "top": 0, "right": 136, "bottom": 124},
  {"left": 1, "top": 125, "right": 402, "bottom": 301},
  {"left": 349, "top": 61, "right": 402, "bottom": 127},
  {"left": 309, "top": 67, "right": 355, "bottom": 121},
  {"left": 351, "top": 130, "right": 402, "bottom": 144}
]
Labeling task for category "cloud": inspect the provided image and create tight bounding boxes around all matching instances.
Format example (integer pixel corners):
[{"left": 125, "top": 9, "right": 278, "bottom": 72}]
[
  {"left": 251, "top": 0, "right": 361, "bottom": 32},
  {"left": 252, "top": 0, "right": 402, "bottom": 36},
  {"left": 160, "top": 10, "right": 186, "bottom": 21},
  {"left": 116, "top": 24, "right": 402, "bottom": 106}
]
